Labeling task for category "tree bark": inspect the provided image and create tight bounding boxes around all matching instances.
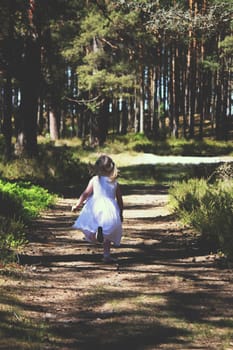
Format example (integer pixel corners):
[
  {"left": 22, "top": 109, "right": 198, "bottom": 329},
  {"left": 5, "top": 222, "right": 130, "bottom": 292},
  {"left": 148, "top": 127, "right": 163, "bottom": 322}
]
[
  {"left": 49, "top": 109, "right": 59, "bottom": 141},
  {"left": 3, "top": 73, "right": 13, "bottom": 159},
  {"left": 15, "top": 38, "right": 40, "bottom": 156}
]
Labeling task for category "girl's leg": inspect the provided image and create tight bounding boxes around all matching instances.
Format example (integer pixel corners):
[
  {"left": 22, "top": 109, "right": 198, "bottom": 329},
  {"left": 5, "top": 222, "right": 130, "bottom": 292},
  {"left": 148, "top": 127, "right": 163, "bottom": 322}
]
[
  {"left": 103, "top": 239, "right": 117, "bottom": 263},
  {"left": 103, "top": 239, "right": 111, "bottom": 258},
  {"left": 84, "top": 230, "right": 96, "bottom": 243}
]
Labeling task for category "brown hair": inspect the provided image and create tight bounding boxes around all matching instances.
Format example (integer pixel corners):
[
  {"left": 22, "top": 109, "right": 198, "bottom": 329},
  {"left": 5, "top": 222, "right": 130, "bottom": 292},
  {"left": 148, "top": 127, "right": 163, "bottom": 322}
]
[{"left": 91, "top": 155, "right": 118, "bottom": 181}]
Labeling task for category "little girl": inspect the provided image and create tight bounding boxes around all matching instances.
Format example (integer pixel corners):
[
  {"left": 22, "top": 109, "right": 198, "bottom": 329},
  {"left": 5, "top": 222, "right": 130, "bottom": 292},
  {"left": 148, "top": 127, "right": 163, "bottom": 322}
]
[{"left": 71, "top": 154, "right": 123, "bottom": 263}]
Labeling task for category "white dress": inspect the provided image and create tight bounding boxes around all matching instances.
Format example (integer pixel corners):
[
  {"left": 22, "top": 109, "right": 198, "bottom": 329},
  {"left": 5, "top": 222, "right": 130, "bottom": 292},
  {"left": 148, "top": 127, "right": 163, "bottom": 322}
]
[{"left": 72, "top": 175, "right": 122, "bottom": 246}]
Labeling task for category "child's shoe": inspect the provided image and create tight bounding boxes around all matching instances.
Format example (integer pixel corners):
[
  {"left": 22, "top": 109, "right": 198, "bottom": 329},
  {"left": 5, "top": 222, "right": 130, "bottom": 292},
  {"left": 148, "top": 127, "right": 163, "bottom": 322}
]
[{"left": 96, "top": 226, "right": 104, "bottom": 243}]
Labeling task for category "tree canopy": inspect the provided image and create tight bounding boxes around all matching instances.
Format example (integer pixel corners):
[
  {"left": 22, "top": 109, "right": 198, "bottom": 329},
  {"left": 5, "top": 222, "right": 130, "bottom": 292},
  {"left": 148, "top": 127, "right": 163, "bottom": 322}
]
[{"left": 0, "top": 0, "right": 232, "bottom": 157}]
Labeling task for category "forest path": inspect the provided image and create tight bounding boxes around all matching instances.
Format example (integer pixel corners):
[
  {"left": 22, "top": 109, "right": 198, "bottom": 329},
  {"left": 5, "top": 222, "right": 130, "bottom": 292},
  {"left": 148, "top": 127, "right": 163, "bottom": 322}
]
[{"left": 3, "top": 188, "right": 233, "bottom": 350}]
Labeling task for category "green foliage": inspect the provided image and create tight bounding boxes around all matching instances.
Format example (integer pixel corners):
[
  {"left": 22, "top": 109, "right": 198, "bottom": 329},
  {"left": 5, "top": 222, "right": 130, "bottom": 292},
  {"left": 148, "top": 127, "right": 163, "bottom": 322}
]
[
  {"left": 219, "top": 35, "right": 233, "bottom": 70},
  {"left": 0, "top": 216, "right": 26, "bottom": 262},
  {"left": 129, "top": 133, "right": 154, "bottom": 152},
  {"left": 101, "top": 133, "right": 233, "bottom": 156},
  {"left": 0, "top": 189, "right": 23, "bottom": 219},
  {"left": 169, "top": 177, "right": 233, "bottom": 259},
  {"left": 77, "top": 56, "right": 135, "bottom": 97},
  {"left": 63, "top": 4, "right": 140, "bottom": 103},
  {"left": 0, "top": 143, "right": 89, "bottom": 196},
  {"left": 107, "top": 133, "right": 153, "bottom": 153},
  {"left": 0, "top": 179, "right": 55, "bottom": 263},
  {"left": 168, "top": 178, "right": 209, "bottom": 215},
  {"left": 119, "top": 164, "right": 156, "bottom": 187},
  {"left": 0, "top": 157, "right": 47, "bottom": 182},
  {"left": 0, "top": 136, "right": 232, "bottom": 193},
  {"left": 38, "top": 144, "right": 89, "bottom": 194},
  {"left": 202, "top": 56, "right": 220, "bottom": 72},
  {"left": 0, "top": 180, "right": 54, "bottom": 222}
]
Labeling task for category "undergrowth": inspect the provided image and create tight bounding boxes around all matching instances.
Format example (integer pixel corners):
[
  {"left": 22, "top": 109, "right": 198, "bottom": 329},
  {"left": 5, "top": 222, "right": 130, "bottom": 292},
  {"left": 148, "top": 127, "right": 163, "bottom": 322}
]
[
  {"left": 168, "top": 163, "right": 233, "bottom": 260},
  {"left": 0, "top": 135, "right": 232, "bottom": 262},
  {"left": 0, "top": 180, "right": 55, "bottom": 264}
]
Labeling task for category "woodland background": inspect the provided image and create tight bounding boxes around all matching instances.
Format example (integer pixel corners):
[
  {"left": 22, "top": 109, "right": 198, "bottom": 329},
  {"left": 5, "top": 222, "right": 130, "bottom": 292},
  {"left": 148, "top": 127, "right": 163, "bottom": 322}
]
[
  {"left": 0, "top": 3, "right": 233, "bottom": 347},
  {"left": 0, "top": 0, "right": 232, "bottom": 159}
]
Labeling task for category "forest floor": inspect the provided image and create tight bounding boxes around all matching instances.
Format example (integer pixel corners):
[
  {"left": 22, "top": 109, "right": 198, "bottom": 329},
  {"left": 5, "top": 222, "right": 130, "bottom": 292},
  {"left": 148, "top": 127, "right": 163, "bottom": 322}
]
[{"left": 1, "top": 183, "right": 233, "bottom": 349}]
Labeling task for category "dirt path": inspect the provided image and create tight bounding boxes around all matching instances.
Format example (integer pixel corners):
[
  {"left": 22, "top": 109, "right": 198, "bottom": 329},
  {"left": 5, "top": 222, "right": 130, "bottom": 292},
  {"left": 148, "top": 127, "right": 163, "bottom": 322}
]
[{"left": 2, "top": 188, "right": 233, "bottom": 350}]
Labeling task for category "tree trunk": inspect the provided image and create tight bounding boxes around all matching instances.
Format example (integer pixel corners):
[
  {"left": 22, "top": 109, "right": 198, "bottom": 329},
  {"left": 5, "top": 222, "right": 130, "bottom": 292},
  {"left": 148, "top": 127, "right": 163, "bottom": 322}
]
[
  {"left": 3, "top": 73, "right": 13, "bottom": 159},
  {"left": 2, "top": 0, "right": 14, "bottom": 159},
  {"left": 139, "top": 71, "right": 144, "bottom": 134},
  {"left": 98, "top": 98, "right": 109, "bottom": 144},
  {"left": 38, "top": 97, "right": 44, "bottom": 135},
  {"left": 134, "top": 85, "right": 139, "bottom": 133},
  {"left": 121, "top": 99, "right": 128, "bottom": 135},
  {"left": 15, "top": 1, "right": 41, "bottom": 156},
  {"left": 49, "top": 109, "right": 59, "bottom": 141},
  {"left": 15, "top": 38, "right": 40, "bottom": 156},
  {"left": 186, "top": 0, "right": 196, "bottom": 139},
  {"left": 170, "top": 44, "right": 179, "bottom": 138},
  {"left": 148, "top": 66, "right": 157, "bottom": 136}
]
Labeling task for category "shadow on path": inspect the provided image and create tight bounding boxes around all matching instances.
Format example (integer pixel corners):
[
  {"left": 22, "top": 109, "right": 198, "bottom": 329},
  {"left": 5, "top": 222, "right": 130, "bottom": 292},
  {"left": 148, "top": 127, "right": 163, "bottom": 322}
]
[{"left": 4, "top": 187, "right": 233, "bottom": 350}]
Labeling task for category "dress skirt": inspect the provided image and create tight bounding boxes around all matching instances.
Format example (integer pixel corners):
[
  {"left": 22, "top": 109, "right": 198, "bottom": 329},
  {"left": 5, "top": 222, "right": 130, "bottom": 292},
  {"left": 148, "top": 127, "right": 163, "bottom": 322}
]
[{"left": 72, "top": 176, "right": 122, "bottom": 246}]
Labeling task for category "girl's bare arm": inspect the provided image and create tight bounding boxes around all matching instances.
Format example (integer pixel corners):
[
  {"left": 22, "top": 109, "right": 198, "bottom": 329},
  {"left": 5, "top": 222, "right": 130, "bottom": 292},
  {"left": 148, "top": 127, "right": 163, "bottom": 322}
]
[
  {"left": 116, "top": 183, "right": 124, "bottom": 221},
  {"left": 71, "top": 179, "right": 93, "bottom": 212}
]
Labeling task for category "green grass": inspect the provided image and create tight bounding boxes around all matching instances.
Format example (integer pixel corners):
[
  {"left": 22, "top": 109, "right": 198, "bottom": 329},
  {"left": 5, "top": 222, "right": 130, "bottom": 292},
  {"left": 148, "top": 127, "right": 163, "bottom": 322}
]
[
  {"left": 0, "top": 135, "right": 232, "bottom": 193},
  {"left": 118, "top": 163, "right": 218, "bottom": 188},
  {"left": 38, "top": 134, "right": 233, "bottom": 158}
]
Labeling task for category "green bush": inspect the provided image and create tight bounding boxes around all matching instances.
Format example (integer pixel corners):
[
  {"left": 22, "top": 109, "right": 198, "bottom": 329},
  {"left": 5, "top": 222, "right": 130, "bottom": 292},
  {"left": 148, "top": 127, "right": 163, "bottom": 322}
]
[
  {"left": 0, "top": 216, "right": 26, "bottom": 263},
  {"left": 0, "top": 216, "right": 26, "bottom": 247},
  {"left": 0, "top": 144, "right": 89, "bottom": 196},
  {"left": 0, "top": 180, "right": 55, "bottom": 222},
  {"left": 0, "top": 190, "right": 23, "bottom": 219},
  {"left": 0, "top": 180, "right": 55, "bottom": 263},
  {"left": 169, "top": 178, "right": 233, "bottom": 259},
  {"left": 168, "top": 178, "right": 209, "bottom": 215}
]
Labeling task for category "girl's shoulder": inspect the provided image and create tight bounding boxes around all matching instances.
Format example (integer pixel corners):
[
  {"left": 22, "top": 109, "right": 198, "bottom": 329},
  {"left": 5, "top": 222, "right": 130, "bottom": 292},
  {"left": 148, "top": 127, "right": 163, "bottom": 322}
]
[{"left": 91, "top": 175, "right": 98, "bottom": 183}]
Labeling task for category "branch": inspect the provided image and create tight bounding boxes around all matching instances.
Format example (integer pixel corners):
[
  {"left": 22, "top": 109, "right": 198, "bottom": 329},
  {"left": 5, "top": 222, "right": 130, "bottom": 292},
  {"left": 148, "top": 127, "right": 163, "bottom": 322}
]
[
  {"left": 65, "top": 96, "right": 105, "bottom": 110},
  {"left": 65, "top": 95, "right": 101, "bottom": 105},
  {"left": 100, "top": 37, "right": 118, "bottom": 49}
]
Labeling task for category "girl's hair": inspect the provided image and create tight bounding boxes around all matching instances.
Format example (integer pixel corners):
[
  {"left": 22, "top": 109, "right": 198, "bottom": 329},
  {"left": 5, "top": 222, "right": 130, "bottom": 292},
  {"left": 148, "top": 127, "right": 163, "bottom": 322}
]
[{"left": 91, "top": 155, "right": 118, "bottom": 181}]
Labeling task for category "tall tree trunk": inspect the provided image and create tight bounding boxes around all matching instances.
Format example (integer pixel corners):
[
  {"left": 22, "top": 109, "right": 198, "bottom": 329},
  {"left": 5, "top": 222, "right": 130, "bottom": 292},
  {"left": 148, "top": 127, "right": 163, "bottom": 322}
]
[
  {"left": 180, "top": 47, "right": 186, "bottom": 138},
  {"left": 121, "top": 99, "right": 128, "bottom": 135},
  {"left": 139, "top": 68, "right": 144, "bottom": 133},
  {"left": 15, "top": 1, "right": 41, "bottom": 156},
  {"left": 98, "top": 98, "right": 109, "bottom": 144},
  {"left": 128, "top": 96, "right": 134, "bottom": 131},
  {"left": 138, "top": 43, "right": 144, "bottom": 134},
  {"left": 221, "top": 71, "right": 228, "bottom": 140},
  {"left": 134, "top": 84, "right": 139, "bottom": 133},
  {"left": 2, "top": 0, "right": 14, "bottom": 159},
  {"left": 3, "top": 73, "right": 12, "bottom": 159},
  {"left": 172, "top": 44, "right": 180, "bottom": 138},
  {"left": 49, "top": 108, "right": 59, "bottom": 141},
  {"left": 187, "top": 0, "right": 196, "bottom": 139},
  {"left": 169, "top": 45, "right": 179, "bottom": 137},
  {"left": 153, "top": 46, "right": 162, "bottom": 139},
  {"left": 215, "top": 73, "right": 222, "bottom": 140},
  {"left": 16, "top": 38, "right": 40, "bottom": 156},
  {"left": 162, "top": 43, "right": 168, "bottom": 138},
  {"left": 148, "top": 66, "right": 157, "bottom": 136}
]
